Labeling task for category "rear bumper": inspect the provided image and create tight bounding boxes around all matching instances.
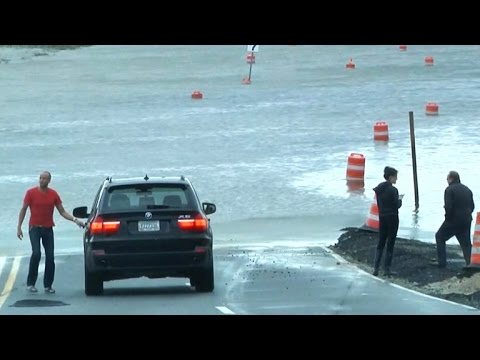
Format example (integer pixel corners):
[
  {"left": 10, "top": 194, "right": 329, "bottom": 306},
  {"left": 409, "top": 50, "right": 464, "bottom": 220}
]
[{"left": 85, "top": 247, "right": 212, "bottom": 280}]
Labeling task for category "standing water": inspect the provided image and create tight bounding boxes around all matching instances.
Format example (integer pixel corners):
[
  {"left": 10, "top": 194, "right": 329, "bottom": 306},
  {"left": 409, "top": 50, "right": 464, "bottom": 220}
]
[{"left": 1, "top": 45, "right": 480, "bottom": 256}]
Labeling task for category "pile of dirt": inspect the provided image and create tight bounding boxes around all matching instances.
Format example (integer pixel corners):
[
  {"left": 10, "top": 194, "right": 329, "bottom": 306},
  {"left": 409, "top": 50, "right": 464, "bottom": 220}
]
[{"left": 330, "top": 227, "right": 480, "bottom": 309}]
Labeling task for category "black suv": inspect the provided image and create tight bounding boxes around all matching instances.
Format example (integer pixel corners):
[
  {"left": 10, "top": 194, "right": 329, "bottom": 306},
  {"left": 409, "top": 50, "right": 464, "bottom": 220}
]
[{"left": 73, "top": 175, "right": 216, "bottom": 296}]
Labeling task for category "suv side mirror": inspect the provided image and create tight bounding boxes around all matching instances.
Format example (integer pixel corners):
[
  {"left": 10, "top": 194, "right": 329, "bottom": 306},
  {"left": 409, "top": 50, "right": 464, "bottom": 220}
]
[
  {"left": 202, "top": 202, "right": 216, "bottom": 215},
  {"left": 73, "top": 206, "right": 90, "bottom": 219}
]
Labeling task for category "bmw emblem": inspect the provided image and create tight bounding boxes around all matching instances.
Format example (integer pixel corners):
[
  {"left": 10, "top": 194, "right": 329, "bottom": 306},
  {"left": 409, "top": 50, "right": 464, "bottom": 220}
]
[{"left": 145, "top": 212, "right": 153, "bottom": 220}]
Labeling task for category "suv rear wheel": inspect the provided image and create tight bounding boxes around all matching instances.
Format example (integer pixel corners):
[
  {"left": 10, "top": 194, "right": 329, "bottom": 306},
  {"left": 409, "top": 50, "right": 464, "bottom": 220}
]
[
  {"left": 193, "top": 259, "right": 214, "bottom": 293},
  {"left": 84, "top": 255, "right": 104, "bottom": 296}
]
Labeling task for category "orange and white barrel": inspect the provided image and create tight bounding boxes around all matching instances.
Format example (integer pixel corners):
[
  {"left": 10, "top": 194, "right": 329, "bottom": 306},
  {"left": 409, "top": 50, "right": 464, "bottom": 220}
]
[
  {"left": 346, "top": 153, "right": 365, "bottom": 182},
  {"left": 365, "top": 194, "right": 379, "bottom": 230},
  {"left": 246, "top": 52, "right": 255, "bottom": 64},
  {"left": 374, "top": 121, "right": 389, "bottom": 141},
  {"left": 425, "top": 102, "right": 439, "bottom": 115},
  {"left": 346, "top": 58, "right": 355, "bottom": 69},
  {"left": 468, "top": 212, "right": 480, "bottom": 268},
  {"left": 425, "top": 56, "right": 434, "bottom": 66},
  {"left": 347, "top": 180, "right": 365, "bottom": 193}
]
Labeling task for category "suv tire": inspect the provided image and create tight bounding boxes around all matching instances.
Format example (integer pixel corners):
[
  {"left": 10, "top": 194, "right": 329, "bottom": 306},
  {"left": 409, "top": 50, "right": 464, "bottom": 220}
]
[
  {"left": 84, "top": 255, "right": 104, "bottom": 296},
  {"left": 194, "top": 259, "right": 214, "bottom": 293}
]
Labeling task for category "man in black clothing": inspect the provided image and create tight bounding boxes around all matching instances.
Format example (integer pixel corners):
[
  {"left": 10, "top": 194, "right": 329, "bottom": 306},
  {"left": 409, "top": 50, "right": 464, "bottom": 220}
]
[
  {"left": 435, "top": 171, "right": 475, "bottom": 268},
  {"left": 372, "top": 166, "right": 403, "bottom": 276}
]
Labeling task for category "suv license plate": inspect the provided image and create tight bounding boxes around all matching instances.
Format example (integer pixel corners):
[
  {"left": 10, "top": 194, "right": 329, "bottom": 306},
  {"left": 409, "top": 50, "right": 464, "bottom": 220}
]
[{"left": 138, "top": 220, "right": 160, "bottom": 232}]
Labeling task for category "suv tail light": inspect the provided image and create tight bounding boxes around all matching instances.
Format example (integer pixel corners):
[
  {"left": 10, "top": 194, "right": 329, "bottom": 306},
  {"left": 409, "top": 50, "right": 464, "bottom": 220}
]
[
  {"left": 178, "top": 213, "right": 208, "bottom": 232},
  {"left": 91, "top": 216, "right": 121, "bottom": 235}
]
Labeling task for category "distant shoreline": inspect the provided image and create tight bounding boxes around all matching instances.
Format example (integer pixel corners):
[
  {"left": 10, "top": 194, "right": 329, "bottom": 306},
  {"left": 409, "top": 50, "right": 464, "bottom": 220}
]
[
  {"left": 0, "top": 45, "right": 90, "bottom": 51},
  {"left": 0, "top": 46, "right": 91, "bottom": 63}
]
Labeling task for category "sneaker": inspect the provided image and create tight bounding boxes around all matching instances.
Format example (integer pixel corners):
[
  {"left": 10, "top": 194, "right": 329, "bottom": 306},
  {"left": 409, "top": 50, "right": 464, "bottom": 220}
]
[
  {"left": 384, "top": 269, "right": 397, "bottom": 277},
  {"left": 429, "top": 260, "right": 446, "bottom": 268},
  {"left": 456, "top": 269, "right": 474, "bottom": 279},
  {"left": 27, "top": 285, "right": 38, "bottom": 293},
  {"left": 44, "top": 287, "right": 55, "bottom": 294},
  {"left": 429, "top": 262, "right": 447, "bottom": 269}
]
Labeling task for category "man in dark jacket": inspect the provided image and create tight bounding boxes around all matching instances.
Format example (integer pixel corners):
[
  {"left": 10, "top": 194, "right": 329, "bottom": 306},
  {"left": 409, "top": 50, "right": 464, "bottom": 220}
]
[
  {"left": 372, "top": 166, "right": 403, "bottom": 276},
  {"left": 434, "top": 171, "right": 475, "bottom": 268}
]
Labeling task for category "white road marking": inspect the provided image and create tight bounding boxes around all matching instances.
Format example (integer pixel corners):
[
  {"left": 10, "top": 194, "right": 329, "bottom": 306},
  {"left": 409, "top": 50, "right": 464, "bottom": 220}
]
[
  {"left": 1, "top": 249, "right": 83, "bottom": 261},
  {"left": 389, "top": 282, "right": 478, "bottom": 310},
  {"left": 320, "top": 246, "right": 479, "bottom": 311},
  {"left": 0, "top": 257, "right": 21, "bottom": 310},
  {"left": 260, "top": 304, "right": 308, "bottom": 310},
  {"left": 216, "top": 306, "right": 235, "bottom": 315},
  {"left": 0, "top": 257, "right": 5, "bottom": 276},
  {"left": 326, "top": 250, "right": 349, "bottom": 264}
]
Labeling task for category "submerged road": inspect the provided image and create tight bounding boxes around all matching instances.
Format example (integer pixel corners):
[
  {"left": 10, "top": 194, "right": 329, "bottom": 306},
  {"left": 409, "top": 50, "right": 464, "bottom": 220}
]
[{"left": 0, "top": 242, "right": 477, "bottom": 315}]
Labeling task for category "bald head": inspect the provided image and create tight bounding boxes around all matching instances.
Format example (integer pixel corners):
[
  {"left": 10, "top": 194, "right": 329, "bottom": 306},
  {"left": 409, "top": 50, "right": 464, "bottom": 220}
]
[
  {"left": 39, "top": 171, "right": 51, "bottom": 190},
  {"left": 447, "top": 171, "right": 460, "bottom": 185}
]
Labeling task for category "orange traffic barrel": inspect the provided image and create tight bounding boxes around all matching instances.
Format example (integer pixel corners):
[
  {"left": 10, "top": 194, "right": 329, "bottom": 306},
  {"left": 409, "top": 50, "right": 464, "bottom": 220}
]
[
  {"left": 365, "top": 195, "right": 380, "bottom": 230},
  {"left": 346, "top": 58, "right": 355, "bottom": 69},
  {"left": 346, "top": 153, "right": 365, "bottom": 182},
  {"left": 467, "top": 212, "right": 480, "bottom": 269},
  {"left": 374, "top": 121, "right": 389, "bottom": 141},
  {"left": 347, "top": 180, "right": 365, "bottom": 193},
  {"left": 425, "top": 56, "right": 434, "bottom": 66},
  {"left": 399, "top": 45, "right": 407, "bottom": 51},
  {"left": 246, "top": 52, "right": 255, "bottom": 64},
  {"left": 191, "top": 91, "right": 203, "bottom": 100},
  {"left": 425, "top": 102, "right": 439, "bottom": 115}
]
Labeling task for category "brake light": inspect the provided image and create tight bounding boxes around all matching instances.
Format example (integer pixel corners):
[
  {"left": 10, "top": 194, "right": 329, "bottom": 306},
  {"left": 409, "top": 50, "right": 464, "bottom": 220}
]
[
  {"left": 178, "top": 214, "right": 208, "bottom": 232},
  {"left": 91, "top": 216, "right": 121, "bottom": 235}
]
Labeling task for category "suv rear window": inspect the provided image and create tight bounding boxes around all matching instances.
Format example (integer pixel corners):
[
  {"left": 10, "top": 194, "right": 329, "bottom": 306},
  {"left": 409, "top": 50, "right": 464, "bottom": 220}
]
[{"left": 102, "top": 184, "right": 195, "bottom": 211}]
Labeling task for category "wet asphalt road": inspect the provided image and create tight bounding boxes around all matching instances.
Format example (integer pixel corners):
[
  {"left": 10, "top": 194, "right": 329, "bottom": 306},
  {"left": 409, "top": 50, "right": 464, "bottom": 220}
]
[{"left": 0, "top": 243, "right": 478, "bottom": 315}]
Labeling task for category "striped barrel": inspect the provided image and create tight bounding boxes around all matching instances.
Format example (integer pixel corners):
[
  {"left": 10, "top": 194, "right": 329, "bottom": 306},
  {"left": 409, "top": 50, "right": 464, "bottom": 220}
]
[
  {"left": 347, "top": 180, "right": 365, "bottom": 192},
  {"left": 469, "top": 212, "right": 480, "bottom": 268},
  {"left": 346, "top": 153, "right": 365, "bottom": 182},
  {"left": 365, "top": 194, "right": 379, "bottom": 230},
  {"left": 374, "top": 121, "right": 389, "bottom": 141}
]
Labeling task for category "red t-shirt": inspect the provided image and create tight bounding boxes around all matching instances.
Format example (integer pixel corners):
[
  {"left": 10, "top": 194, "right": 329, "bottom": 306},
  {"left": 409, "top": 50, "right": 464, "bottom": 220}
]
[{"left": 24, "top": 187, "right": 62, "bottom": 227}]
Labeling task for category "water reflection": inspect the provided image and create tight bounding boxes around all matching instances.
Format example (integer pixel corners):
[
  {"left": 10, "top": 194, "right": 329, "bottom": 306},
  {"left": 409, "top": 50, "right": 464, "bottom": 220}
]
[{"left": 409, "top": 208, "right": 420, "bottom": 240}]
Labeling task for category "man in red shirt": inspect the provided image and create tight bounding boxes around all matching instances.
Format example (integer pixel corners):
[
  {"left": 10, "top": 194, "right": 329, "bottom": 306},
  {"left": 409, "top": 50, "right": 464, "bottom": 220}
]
[{"left": 16, "top": 171, "right": 85, "bottom": 294}]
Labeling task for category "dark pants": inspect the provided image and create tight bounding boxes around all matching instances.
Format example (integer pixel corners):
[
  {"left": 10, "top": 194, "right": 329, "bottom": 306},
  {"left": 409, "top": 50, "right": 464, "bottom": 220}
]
[
  {"left": 27, "top": 226, "right": 55, "bottom": 288},
  {"left": 374, "top": 215, "right": 399, "bottom": 270},
  {"left": 435, "top": 220, "right": 472, "bottom": 267}
]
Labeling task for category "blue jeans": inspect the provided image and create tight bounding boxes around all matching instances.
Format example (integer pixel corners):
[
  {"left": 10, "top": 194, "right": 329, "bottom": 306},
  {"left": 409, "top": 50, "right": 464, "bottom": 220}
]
[{"left": 27, "top": 226, "right": 55, "bottom": 288}]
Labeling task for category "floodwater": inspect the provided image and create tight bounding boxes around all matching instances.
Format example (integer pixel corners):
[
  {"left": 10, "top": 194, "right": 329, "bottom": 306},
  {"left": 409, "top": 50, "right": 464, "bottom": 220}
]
[{"left": 1, "top": 45, "right": 479, "bottom": 256}]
